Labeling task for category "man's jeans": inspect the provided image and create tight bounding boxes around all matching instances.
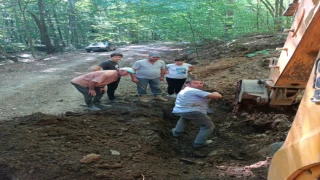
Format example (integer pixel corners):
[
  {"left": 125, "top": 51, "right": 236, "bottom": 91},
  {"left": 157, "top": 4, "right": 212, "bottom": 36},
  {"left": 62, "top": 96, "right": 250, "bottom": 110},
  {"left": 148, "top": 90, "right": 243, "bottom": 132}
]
[
  {"left": 137, "top": 77, "right": 162, "bottom": 96},
  {"left": 71, "top": 83, "right": 104, "bottom": 107},
  {"left": 173, "top": 111, "right": 214, "bottom": 145}
]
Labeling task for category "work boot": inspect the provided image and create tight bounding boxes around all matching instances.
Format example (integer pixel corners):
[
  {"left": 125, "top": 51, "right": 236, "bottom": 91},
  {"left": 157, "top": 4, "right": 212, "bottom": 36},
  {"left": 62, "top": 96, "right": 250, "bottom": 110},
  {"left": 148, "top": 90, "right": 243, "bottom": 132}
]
[
  {"left": 87, "top": 105, "right": 101, "bottom": 111},
  {"left": 153, "top": 95, "right": 168, "bottom": 101},
  {"left": 193, "top": 140, "right": 213, "bottom": 149},
  {"left": 139, "top": 96, "right": 149, "bottom": 102},
  {"left": 172, "top": 128, "right": 182, "bottom": 137}
]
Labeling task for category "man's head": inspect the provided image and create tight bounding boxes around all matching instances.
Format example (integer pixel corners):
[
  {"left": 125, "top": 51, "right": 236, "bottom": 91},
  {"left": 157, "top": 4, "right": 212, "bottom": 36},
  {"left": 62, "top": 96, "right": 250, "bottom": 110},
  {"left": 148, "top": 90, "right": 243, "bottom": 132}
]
[
  {"left": 185, "top": 79, "right": 204, "bottom": 89},
  {"left": 110, "top": 53, "right": 123, "bottom": 62},
  {"left": 148, "top": 52, "right": 161, "bottom": 62},
  {"left": 118, "top": 67, "right": 135, "bottom": 76},
  {"left": 174, "top": 58, "right": 185, "bottom": 66}
]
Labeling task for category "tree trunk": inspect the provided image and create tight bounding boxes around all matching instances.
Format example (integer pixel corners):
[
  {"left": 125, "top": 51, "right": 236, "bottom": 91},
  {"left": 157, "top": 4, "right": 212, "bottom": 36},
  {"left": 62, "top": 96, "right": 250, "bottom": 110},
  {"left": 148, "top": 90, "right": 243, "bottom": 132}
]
[
  {"left": 28, "top": 10, "right": 54, "bottom": 54},
  {"left": 68, "top": 0, "right": 79, "bottom": 47},
  {"left": 53, "top": 9, "right": 66, "bottom": 47},
  {"left": 260, "top": 0, "right": 275, "bottom": 17},
  {"left": 17, "top": 0, "right": 36, "bottom": 58},
  {"left": 182, "top": 13, "right": 196, "bottom": 43},
  {"left": 223, "top": 0, "right": 234, "bottom": 40},
  {"left": 47, "top": 11, "right": 61, "bottom": 52},
  {"left": 37, "top": 0, "right": 54, "bottom": 53},
  {"left": 274, "top": 0, "right": 283, "bottom": 31},
  {"left": 256, "top": 0, "right": 261, "bottom": 30}
]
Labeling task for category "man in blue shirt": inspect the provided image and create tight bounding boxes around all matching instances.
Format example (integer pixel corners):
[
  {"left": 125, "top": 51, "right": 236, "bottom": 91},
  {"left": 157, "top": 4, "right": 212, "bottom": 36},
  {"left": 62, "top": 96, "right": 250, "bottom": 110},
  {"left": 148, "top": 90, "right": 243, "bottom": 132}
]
[{"left": 131, "top": 53, "right": 167, "bottom": 102}]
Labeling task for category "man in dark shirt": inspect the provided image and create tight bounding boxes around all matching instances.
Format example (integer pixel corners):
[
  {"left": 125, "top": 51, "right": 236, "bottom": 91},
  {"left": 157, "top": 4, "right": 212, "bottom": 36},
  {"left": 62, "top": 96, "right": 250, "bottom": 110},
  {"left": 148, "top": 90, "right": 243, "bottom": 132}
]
[{"left": 93, "top": 53, "right": 123, "bottom": 101}]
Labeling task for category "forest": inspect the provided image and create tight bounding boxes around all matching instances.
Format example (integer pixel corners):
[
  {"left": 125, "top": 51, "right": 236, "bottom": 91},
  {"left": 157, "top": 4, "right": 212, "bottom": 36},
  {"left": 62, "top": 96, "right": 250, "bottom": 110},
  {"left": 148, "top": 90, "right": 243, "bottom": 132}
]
[
  {"left": 1, "top": 0, "right": 292, "bottom": 56},
  {"left": 3, "top": 0, "right": 318, "bottom": 179}
]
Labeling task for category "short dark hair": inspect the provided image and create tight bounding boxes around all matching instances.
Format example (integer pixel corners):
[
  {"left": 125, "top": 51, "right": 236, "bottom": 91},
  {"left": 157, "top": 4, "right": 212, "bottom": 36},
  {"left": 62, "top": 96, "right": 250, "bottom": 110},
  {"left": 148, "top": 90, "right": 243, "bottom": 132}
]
[
  {"left": 111, "top": 53, "right": 123, "bottom": 57},
  {"left": 174, "top": 58, "right": 185, "bottom": 61}
]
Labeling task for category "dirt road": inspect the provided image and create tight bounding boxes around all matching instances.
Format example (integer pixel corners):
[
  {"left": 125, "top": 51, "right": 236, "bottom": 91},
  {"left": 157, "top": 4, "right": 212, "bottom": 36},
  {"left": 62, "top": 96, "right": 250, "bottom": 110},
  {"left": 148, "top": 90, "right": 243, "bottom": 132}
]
[{"left": 0, "top": 43, "right": 177, "bottom": 121}]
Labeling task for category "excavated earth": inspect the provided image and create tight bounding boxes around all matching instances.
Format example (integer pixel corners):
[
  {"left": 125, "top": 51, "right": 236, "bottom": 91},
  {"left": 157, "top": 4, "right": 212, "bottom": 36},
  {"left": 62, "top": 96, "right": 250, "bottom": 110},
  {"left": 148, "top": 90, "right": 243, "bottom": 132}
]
[{"left": 0, "top": 34, "right": 298, "bottom": 180}]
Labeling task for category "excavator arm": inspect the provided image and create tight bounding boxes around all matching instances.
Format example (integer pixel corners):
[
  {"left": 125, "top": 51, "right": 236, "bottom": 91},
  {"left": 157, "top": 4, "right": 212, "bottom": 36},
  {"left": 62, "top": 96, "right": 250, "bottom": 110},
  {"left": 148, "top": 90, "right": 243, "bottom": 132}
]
[
  {"left": 233, "top": 0, "right": 320, "bottom": 179},
  {"left": 268, "top": 51, "right": 320, "bottom": 179},
  {"left": 268, "top": 2, "right": 320, "bottom": 176}
]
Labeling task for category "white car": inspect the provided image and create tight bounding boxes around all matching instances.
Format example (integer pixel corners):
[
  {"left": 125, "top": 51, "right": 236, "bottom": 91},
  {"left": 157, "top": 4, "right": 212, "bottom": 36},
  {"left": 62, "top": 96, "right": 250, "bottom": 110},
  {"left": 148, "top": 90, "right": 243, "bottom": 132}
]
[{"left": 84, "top": 42, "right": 116, "bottom": 52}]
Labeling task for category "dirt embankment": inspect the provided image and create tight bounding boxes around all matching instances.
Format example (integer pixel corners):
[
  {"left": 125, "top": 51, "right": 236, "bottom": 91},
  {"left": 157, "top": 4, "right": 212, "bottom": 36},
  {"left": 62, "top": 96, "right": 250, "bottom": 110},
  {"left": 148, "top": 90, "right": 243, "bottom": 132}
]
[{"left": 0, "top": 35, "right": 295, "bottom": 180}]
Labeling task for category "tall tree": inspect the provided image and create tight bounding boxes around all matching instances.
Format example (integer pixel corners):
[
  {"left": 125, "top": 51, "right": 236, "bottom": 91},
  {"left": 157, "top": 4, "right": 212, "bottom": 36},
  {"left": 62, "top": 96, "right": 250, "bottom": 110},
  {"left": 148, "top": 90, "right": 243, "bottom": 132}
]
[
  {"left": 68, "top": 0, "right": 79, "bottom": 47},
  {"left": 28, "top": 0, "right": 54, "bottom": 53},
  {"left": 17, "top": 0, "right": 36, "bottom": 58}
]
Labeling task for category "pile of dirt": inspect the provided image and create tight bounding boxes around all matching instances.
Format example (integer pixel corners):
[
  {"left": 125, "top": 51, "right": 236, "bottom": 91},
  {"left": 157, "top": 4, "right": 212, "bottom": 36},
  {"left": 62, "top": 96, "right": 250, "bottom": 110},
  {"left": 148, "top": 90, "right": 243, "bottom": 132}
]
[
  {"left": 0, "top": 97, "right": 294, "bottom": 180},
  {"left": 0, "top": 34, "right": 295, "bottom": 179}
]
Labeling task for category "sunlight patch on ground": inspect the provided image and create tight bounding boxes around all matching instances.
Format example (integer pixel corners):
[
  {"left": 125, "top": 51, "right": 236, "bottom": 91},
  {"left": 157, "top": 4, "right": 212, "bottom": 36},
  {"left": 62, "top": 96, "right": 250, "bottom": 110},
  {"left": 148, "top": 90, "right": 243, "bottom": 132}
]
[
  {"left": 168, "top": 48, "right": 183, "bottom": 51},
  {"left": 19, "top": 54, "right": 32, "bottom": 58},
  {"left": 43, "top": 56, "right": 59, "bottom": 61},
  {"left": 35, "top": 63, "right": 47, "bottom": 66},
  {"left": 79, "top": 52, "right": 90, "bottom": 55},
  {"left": 20, "top": 59, "right": 34, "bottom": 62},
  {"left": 127, "top": 45, "right": 148, "bottom": 48},
  {"left": 120, "top": 47, "right": 149, "bottom": 52},
  {"left": 85, "top": 57, "right": 98, "bottom": 61},
  {"left": 243, "top": 40, "right": 258, "bottom": 45},
  {"left": 97, "top": 52, "right": 110, "bottom": 56},
  {"left": 42, "top": 68, "right": 60, "bottom": 73},
  {"left": 74, "top": 72, "right": 84, "bottom": 75}
]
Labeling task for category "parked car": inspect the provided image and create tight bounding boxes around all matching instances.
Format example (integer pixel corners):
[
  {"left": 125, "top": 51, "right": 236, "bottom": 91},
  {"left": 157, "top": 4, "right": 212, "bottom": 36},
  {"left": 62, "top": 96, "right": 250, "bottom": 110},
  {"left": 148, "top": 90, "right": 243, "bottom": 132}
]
[{"left": 84, "top": 42, "right": 116, "bottom": 52}]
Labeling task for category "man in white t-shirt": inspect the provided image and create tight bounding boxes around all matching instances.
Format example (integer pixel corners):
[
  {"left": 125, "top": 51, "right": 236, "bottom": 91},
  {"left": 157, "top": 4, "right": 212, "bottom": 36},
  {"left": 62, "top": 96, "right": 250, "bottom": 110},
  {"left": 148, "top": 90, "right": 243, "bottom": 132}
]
[
  {"left": 172, "top": 79, "right": 222, "bottom": 148},
  {"left": 166, "top": 58, "right": 194, "bottom": 98},
  {"left": 131, "top": 53, "right": 168, "bottom": 102}
]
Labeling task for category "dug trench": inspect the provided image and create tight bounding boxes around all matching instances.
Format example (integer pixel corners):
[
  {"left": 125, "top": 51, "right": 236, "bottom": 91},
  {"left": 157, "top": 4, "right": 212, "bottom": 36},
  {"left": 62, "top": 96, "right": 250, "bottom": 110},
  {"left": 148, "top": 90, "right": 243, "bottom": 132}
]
[{"left": 0, "top": 95, "right": 296, "bottom": 180}]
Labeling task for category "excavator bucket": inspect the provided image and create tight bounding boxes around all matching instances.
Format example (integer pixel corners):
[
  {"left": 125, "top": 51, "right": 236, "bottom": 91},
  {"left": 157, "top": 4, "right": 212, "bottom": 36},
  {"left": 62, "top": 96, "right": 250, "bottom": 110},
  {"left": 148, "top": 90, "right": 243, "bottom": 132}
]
[
  {"left": 232, "top": 80, "right": 269, "bottom": 117},
  {"left": 236, "top": 80, "right": 268, "bottom": 103}
]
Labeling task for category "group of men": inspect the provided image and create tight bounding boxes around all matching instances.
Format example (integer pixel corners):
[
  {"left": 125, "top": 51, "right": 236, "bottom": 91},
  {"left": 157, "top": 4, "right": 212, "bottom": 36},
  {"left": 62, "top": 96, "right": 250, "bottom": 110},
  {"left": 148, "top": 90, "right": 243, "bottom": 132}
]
[{"left": 71, "top": 52, "right": 222, "bottom": 148}]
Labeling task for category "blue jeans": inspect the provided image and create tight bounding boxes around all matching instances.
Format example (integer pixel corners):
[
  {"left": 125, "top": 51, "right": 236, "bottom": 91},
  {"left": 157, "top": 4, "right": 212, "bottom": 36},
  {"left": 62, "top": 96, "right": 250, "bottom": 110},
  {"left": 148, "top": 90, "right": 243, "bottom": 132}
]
[
  {"left": 173, "top": 111, "right": 214, "bottom": 145},
  {"left": 71, "top": 83, "right": 104, "bottom": 107},
  {"left": 137, "top": 77, "right": 162, "bottom": 96}
]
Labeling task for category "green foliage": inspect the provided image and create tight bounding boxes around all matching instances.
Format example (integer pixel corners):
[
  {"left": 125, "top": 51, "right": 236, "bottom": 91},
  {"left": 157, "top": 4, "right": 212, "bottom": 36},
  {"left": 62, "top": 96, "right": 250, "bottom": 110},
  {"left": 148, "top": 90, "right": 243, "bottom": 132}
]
[
  {"left": 5, "top": 43, "right": 28, "bottom": 53},
  {"left": 0, "top": 0, "right": 293, "bottom": 53}
]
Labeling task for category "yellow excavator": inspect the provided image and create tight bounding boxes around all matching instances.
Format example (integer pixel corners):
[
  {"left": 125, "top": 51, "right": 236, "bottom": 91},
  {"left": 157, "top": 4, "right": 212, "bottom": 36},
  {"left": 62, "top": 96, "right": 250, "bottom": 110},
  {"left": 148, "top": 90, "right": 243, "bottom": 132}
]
[{"left": 233, "top": 0, "right": 320, "bottom": 179}]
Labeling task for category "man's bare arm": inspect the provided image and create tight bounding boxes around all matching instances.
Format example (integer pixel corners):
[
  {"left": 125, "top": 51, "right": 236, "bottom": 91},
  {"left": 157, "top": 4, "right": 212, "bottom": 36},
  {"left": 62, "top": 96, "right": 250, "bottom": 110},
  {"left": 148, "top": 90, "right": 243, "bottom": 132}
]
[
  {"left": 131, "top": 69, "right": 139, "bottom": 83},
  {"left": 206, "top": 92, "right": 222, "bottom": 99},
  {"left": 88, "top": 81, "right": 98, "bottom": 96},
  {"left": 92, "top": 66, "right": 102, "bottom": 71},
  {"left": 161, "top": 69, "right": 166, "bottom": 78}
]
